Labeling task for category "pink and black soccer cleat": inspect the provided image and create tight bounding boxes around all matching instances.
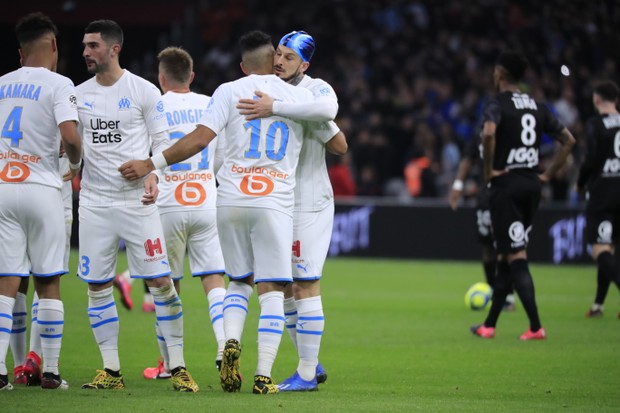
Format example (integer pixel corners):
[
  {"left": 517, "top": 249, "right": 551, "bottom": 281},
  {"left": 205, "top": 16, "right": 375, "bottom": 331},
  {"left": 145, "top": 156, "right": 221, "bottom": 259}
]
[
  {"left": 519, "top": 327, "right": 546, "bottom": 341},
  {"left": 470, "top": 324, "right": 495, "bottom": 339}
]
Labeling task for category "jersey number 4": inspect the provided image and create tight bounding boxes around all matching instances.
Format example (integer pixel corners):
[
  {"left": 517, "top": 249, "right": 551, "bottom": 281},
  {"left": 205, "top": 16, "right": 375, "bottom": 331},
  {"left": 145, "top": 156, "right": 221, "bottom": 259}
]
[{"left": 1, "top": 107, "right": 24, "bottom": 147}]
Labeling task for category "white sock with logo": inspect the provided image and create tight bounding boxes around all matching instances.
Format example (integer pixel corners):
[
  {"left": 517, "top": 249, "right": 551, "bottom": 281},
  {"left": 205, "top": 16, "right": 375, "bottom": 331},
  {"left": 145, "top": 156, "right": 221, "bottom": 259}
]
[
  {"left": 87, "top": 287, "right": 120, "bottom": 372},
  {"left": 10, "top": 292, "right": 27, "bottom": 366},
  {"left": 296, "top": 296, "right": 324, "bottom": 381},
  {"left": 38, "top": 299, "right": 64, "bottom": 375},
  {"left": 207, "top": 287, "right": 226, "bottom": 360},
  {"left": 283, "top": 296, "right": 298, "bottom": 348},
  {"left": 222, "top": 281, "right": 253, "bottom": 343},
  {"left": 255, "top": 291, "right": 285, "bottom": 378},
  {"left": 149, "top": 282, "right": 184, "bottom": 370},
  {"left": 29, "top": 292, "right": 42, "bottom": 355},
  {"left": 0, "top": 295, "right": 16, "bottom": 376}
]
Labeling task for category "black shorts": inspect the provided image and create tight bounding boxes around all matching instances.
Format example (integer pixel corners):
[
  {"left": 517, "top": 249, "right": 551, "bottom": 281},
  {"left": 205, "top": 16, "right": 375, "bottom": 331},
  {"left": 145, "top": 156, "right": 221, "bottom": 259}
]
[
  {"left": 475, "top": 188, "right": 493, "bottom": 246},
  {"left": 585, "top": 181, "right": 620, "bottom": 245},
  {"left": 489, "top": 171, "right": 541, "bottom": 254}
]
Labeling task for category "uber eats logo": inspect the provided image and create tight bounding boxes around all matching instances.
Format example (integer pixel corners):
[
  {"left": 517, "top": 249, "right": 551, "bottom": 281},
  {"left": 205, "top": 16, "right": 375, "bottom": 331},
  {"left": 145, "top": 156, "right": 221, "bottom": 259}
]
[{"left": 90, "top": 118, "right": 121, "bottom": 143}]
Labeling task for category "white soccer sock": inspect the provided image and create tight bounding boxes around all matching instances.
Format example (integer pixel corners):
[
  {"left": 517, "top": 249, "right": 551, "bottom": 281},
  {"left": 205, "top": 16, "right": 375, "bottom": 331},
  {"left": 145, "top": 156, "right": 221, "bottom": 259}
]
[
  {"left": 222, "top": 282, "right": 253, "bottom": 343},
  {"left": 207, "top": 287, "right": 226, "bottom": 360},
  {"left": 29, "top": 292, "right": 42, "bottom": 356},
  {"left": 283, "top": 296, "right": 298, "bottom": 349},
  {"left": 255, "top": 291, "right": 285, "bottom": 378},
  {"left": 155, "top": 322, "right": 170, "bottom": 372},
  {"left": 0, "top": 295, "right": 16, "bottom": 376},
  {"left": 38, "top": 299, "right": 64, "bottom": 375},
  {"left": 295, "top": 296, "right": 324, "bottom": 381},
  {"left": 149, "top": 282, "right": 184, "bottom": 370},
  {"left": 87, "top": 287, "right": 120, "bottom": 372},
  {"left": 10, "top": 292, "right": 27, "bottom": 366}
]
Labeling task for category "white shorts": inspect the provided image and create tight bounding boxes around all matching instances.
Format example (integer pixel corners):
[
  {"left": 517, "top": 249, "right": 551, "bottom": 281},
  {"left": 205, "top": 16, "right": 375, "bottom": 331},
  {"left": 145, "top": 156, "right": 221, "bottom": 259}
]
[
  {"left": 160, "top": 209, "right": 225, "bottom": 281},
  {"left": 78, "top": 205, "right": 171, "bottom": 283},
  {"left": 0, "top": 184, "right": 66, "bottom": 277},
  {"left": 217, "top": 206, "right": 293, "bottom": 283},
  {"left": 292, "top": 204, "right": 334, "bottom": 280}
]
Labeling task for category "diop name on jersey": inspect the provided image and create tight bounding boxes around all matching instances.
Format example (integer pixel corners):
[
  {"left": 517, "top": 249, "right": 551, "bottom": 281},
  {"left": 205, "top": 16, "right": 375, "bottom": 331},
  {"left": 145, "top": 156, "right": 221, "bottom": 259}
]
[
  {"left": 0, "top": 149, "right": 41, "bottom": 163},
  {"left": 164, "top": 171, "right": 213, "bottom": 182},
  {"left": 231, "top": 164, "right": 288, "bottom": 179}
]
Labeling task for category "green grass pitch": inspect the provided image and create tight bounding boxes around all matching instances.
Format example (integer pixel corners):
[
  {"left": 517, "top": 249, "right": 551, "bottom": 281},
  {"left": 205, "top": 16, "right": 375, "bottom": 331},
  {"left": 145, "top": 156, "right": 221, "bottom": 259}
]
[{"left": 5, "top": 253, "right": 620, "bottom": 412}]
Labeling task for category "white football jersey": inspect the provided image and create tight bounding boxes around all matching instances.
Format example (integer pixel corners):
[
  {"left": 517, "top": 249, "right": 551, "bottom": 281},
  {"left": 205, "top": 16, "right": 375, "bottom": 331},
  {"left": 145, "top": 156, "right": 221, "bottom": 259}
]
[
  {"left": 76, "top": 70, "right": 168, "bottom": 206},
  {"left": 200, "top": 74, "right": 334, "bottom": 215},
  {"left": 0, "top": 67, "right": 78, "bottom": 189},
  {"left": 156, "top": 91, "right": 218, "bottom": 212},
  {"left": 295, "top": 75, "right": 340, "bottom": 212}
]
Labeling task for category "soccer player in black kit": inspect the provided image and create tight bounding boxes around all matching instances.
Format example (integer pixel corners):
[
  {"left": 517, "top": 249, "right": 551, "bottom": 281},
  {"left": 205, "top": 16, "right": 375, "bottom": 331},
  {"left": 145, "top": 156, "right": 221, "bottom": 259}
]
[
  {"left": 449, "top": 136, "right": 516, "bottom": 311},
  {"left": 577, "top": 81, "right": 620, "bottom": 318},
  {"left": 471, "top": 50, "right": 575, "bottom": 340}
]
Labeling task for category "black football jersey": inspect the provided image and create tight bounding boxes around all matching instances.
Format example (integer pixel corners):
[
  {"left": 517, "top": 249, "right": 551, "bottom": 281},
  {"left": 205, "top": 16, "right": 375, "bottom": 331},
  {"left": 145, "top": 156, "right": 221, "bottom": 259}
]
[
  {"left": 482, "top": 91, "right": 564, "bottom": 172},
  {"left": 577, "top": 113, "right": 620, "bottom": 188}
]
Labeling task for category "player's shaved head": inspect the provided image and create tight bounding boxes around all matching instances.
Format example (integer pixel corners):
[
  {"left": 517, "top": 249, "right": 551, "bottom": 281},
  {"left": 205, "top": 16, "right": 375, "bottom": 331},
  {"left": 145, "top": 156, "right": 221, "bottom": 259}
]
[{"left": 239, "top": 30, "right": 274, "bottom": 74}]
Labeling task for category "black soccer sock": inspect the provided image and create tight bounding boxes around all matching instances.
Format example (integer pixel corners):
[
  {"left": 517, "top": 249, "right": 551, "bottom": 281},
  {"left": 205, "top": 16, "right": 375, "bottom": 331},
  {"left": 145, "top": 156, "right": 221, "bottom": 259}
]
[
  {"left": 510, "top": 259, "right": 541, "bottom": 332},
  {"left": 484, "top": 260, "right": 510, "bottom": 328},
  {"left": 594, "top": 251, "right": 613, "bottom": 304},
  {"left": 483, "top": 259, "right": 497, "bottom": 289}
]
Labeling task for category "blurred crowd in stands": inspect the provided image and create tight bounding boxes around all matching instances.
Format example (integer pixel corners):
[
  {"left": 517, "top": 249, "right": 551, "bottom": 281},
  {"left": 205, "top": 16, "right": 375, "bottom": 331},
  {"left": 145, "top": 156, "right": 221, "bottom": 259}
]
[
  {"left": 14, "top": 0, "right": 617, "bottom": 202},
  {"left": 171, "top": 0, "right": 617, "bottom": 202}
]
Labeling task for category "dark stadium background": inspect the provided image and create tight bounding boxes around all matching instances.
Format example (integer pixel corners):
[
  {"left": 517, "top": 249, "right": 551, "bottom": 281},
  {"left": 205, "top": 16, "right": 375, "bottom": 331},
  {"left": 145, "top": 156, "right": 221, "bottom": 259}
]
[{"left": 1, "top": 0, "right": 618, "bottom": 263}]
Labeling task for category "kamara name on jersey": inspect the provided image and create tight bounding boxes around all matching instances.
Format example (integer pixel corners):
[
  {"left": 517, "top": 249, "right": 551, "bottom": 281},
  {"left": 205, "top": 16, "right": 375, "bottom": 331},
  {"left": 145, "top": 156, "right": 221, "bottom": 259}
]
[
  {"left": 602, "top": 115, "right": 620, "bottom": 129},
  {"left": 511, "top": 93, "right": 537, "bottom": 110},
  {"left": 166, "top": 108, "right": 204, "bottom": 127},
  {"left": 0, "top": 83, "right": 42, "bottom": 101},
  {"left": 90, "top": 118, "right": 122, "bottom": 143}
]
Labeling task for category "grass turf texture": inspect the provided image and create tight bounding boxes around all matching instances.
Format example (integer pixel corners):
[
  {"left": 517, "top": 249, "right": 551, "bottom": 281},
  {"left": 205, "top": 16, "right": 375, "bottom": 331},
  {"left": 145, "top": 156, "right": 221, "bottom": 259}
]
[{"left": 5, "top": 254, "right": 620, "bottom": 412}]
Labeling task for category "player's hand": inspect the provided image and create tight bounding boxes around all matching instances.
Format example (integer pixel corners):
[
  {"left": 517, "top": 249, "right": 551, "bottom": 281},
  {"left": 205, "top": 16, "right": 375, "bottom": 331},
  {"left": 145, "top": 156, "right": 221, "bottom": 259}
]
[
  {"left": 236, "top": 90, "right": 274, "bottom": 120},
  {"left": 538, "top": 172, "right": 550, "bottom": 184},
  {"left": 448, "top": 189, "right": 461, "bottom": 210},
  {"left": 142, "top": 173, "right": 159, "bottom": 205},
  {"left": 62, "top": 168, "right": 80, "bottom": 182},
  {"left": 118, "top": 159, "right": 153, "bottom": 181}
]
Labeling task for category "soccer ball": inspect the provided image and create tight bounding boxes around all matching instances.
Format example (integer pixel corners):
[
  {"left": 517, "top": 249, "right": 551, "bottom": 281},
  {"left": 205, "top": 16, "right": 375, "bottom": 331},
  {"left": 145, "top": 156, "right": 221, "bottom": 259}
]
[{"left": 465, "top": 282, "right": 492, "bottom": 311}]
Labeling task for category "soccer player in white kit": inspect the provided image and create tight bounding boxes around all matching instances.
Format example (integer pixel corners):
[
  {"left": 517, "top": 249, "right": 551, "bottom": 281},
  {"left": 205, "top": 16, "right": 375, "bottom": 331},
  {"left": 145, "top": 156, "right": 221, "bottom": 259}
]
[
  {"left": 12, "top": 155, "right": 75, "bottom": 387},
  {"left": 76, "top": 20, "right": 198, "bottom": 392},
  {"left": 237, "top": 31, "right": 348, "bottom": 391},
  {"left": 0, "top": 12, "right": 82, "bottom": 391},
  {"left": 141, "top": 46, "right": 227, "bottom": 380},
  {"left": 119, "top": 30, "right": 338, "bottom": 395}
]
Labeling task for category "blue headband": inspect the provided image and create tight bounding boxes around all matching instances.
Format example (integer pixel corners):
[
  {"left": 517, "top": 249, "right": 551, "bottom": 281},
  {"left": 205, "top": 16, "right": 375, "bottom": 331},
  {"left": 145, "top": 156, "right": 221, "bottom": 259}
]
[{"left": 279, "top": 31, "right": 315, "bottom": 62}]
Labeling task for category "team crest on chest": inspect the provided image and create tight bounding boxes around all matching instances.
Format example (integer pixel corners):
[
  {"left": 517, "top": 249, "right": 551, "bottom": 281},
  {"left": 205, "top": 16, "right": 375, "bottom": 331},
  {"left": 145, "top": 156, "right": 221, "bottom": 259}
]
[{"left": 118, "top": 97, "right": 131, "bottom": 110}]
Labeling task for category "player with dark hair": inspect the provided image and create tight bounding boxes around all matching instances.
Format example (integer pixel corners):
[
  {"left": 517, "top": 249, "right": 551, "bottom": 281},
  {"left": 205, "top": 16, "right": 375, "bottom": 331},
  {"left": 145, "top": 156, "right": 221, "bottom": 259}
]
[
  {"left": 578, "top": 80, "right": 620, "bottom": 318},
  {"left": 471, "top": 50, "right": 575, "bottom": 340},
  {"left": 237, "top": 30, "right": 347, "bottom": 391},
  {"left": 76, "top": 19, "right": 198, "bottom": 392},
  {"left": 0, "top": 12, "right": 82, "bottom": 390},
  {"left": 119, "top": 30, "right": 339, "bottom": 394}
]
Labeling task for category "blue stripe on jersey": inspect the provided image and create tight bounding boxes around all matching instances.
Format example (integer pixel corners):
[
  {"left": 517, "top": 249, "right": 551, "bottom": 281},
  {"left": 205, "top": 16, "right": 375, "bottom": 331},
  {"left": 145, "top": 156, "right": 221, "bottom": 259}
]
[
  {"left": 192, "top": 269, "right": 225, "bottom": 277},
  {"left": 31, "top": 270, "right": 67, "bottom": 277}
]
